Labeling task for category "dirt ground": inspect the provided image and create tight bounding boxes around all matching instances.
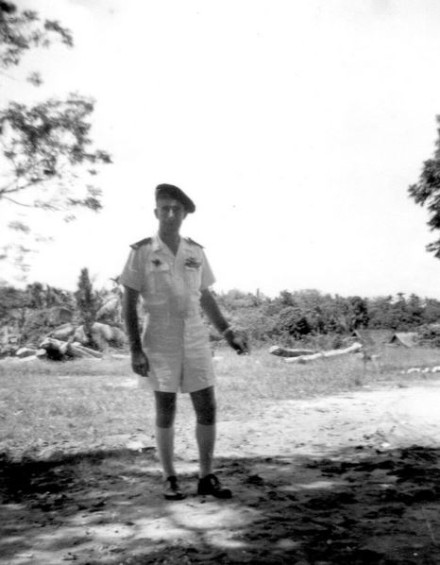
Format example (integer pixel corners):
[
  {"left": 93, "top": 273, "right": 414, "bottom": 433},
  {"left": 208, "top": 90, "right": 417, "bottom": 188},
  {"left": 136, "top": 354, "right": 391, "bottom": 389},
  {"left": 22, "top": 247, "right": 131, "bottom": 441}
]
[{"left": 3, "top": 379, "right": 440, "bottom": 564}]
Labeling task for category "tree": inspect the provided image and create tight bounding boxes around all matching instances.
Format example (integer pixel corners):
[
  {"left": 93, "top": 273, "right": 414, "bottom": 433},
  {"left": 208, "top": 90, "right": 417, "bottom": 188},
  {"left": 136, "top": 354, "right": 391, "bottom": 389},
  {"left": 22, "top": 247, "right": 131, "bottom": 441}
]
[
  {"left": 0, "top": 2, "right": 73, "bottom": 69},
  {"left": 0, "top": 95, "right": 111, "bottom": 216},
  {"left": 25, "top": 280, "right": 45, "bottom": 309},
  {"left": 424, "top": 297, "right": 440, "bottom": 324},
  {"left": 368, "top": 295, "right": 394, "bottom": 328},
  {"left": 278, "top": 290, "right": 295, "bottom": 307},
  {"left": 348, "top": 296, "right": 369, "bottom": 330},
  {"left": 409, "top": 115, "right": 440, "bottom": 258},
  {"left": 0, "top": 2, "right": 111, "bottom": 275},
  {"left": 277, "top": 306, "right": 312, "bottom": 341},
  {"left": 25, "top": 281, "right": 72, "bottom": 309},
  {"left": 74, "top": 267, "right": 100, "bottom": 347},
  {"left": 0, "top": 283, "right": 27, "bottom": 320},
  {"left": 407, "top": 293, "right": 423, "bottom": 326}
]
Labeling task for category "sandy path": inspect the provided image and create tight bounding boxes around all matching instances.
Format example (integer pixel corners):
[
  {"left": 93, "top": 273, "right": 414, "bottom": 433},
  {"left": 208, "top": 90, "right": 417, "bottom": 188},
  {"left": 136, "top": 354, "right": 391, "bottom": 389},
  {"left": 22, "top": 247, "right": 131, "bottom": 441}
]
[
  {"left": 176, "top": 380, "right": 440, "bottom": 459},
  {"left": 2, "top": 380, "right": 440, "bottom": 565}
]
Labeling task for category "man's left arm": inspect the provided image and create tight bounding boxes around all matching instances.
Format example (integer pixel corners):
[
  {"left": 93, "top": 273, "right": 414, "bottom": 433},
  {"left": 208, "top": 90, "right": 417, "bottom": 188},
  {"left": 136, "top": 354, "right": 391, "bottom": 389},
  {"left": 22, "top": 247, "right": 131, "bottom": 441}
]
[{"left": 200, "top": 288, "right": 249, "bottom": 354}]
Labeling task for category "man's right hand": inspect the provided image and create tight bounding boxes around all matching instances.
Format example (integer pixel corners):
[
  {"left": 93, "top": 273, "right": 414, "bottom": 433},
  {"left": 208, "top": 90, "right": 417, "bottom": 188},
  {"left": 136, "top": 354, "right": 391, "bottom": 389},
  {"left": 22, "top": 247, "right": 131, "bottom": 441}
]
[{"left": 131, "top": 349, "right": 150, "bottom": 377}]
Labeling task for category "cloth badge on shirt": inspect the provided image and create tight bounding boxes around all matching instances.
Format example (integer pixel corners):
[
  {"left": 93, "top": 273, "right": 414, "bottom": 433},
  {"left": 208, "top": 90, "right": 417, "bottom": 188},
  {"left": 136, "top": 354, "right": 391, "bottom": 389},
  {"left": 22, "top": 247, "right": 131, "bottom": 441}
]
[
  {"left": 185, "top": 257, "right": 201, "bottom": 269},
  {"left": 151, "top": 258, "right": 169, "bottom": 271}
]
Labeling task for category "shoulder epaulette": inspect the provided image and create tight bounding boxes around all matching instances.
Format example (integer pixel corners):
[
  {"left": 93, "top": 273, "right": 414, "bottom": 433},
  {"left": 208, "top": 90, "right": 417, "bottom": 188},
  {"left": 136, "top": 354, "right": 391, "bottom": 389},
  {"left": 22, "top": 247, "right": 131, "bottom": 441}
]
[
  {"left": 130, "top": 237, "right": 152, "bottom": 250},
  {"left": 185, "top": 237, "right": 204, "bottom": 248}
]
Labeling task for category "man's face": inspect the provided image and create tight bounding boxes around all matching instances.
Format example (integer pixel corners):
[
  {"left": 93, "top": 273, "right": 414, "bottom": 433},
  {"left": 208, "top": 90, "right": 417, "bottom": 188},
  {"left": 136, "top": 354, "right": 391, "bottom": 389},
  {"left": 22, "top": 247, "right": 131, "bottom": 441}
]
[{"left": 155, "top": 197, "right": 187, "bottom": 235}]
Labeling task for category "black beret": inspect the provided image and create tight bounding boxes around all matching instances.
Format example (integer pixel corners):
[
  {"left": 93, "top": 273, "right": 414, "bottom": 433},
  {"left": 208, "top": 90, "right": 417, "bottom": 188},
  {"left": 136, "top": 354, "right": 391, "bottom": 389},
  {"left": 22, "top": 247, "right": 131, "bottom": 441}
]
[{"left": 155, "top": 183, "right": 196, "bottom": 214}]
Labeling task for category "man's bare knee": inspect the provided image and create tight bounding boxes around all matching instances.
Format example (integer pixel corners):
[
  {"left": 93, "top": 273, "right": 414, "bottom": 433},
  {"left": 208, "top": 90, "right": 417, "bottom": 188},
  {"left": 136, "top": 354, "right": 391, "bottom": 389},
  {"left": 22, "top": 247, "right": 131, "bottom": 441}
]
[
  {"left": 191, "top": 386, "right": 216, "bottom": 426},
  {"left": 154, "top": 391, "right": 177, "bottom": 428}
]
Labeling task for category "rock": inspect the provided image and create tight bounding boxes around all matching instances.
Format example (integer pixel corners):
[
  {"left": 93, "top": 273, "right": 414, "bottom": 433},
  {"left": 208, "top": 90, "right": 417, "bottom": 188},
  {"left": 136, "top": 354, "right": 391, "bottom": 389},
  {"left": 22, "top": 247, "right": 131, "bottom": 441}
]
[
  {"left": 47, "top": 307, "right": 73, "bottom": 325},
  {"left": 48, "top": 323, "right": 75, "bottom": 341},
  {"left": 16, "top": 355, "right": 38, "bottom": 362},
  {"left": 74, "top": 323, "right": 126, "bottom": 349},
  {"left": 16, "top": 347, "right": 37, "bottom": 358},
  {"left": 36, "top": 348, "right": 47, "bottom": 359}
]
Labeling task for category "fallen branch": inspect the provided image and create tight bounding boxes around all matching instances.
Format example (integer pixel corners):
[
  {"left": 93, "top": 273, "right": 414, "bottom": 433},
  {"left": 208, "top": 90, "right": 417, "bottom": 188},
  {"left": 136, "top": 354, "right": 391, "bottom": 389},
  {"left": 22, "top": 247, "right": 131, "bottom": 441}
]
[
  {"left": 39, "top": 337, "right": 102, "bottom": 360},
  {"left": 269, "top": 345, "right": 317, "bottom": 358},
  {"left": 283, "top": 342, "right": 363, "bottom": 364},
  {"left": 67, "top": 342, "right": 102, "bottom": 359}
]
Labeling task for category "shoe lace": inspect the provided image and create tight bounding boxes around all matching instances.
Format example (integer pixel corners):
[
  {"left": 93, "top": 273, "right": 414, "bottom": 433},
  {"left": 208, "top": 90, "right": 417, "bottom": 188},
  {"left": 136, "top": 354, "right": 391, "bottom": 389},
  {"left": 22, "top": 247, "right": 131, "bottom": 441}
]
[{"left": 208, "top": 474, "right": 220, "bottom": 487}]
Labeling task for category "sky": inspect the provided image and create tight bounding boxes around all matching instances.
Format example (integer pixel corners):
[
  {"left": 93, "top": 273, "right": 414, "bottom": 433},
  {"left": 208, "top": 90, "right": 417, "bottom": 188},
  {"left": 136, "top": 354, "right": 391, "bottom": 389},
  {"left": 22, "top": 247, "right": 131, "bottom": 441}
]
[{"left": 3, "top": 0, "right": 440, "bottom": 299}]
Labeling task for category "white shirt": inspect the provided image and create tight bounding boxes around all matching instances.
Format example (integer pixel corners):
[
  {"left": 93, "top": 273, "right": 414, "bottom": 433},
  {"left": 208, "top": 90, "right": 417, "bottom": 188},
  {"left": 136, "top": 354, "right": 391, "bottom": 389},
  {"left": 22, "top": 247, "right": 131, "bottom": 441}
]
[{"left": 120, "top": 234, "right": 216, "bottom": 393}]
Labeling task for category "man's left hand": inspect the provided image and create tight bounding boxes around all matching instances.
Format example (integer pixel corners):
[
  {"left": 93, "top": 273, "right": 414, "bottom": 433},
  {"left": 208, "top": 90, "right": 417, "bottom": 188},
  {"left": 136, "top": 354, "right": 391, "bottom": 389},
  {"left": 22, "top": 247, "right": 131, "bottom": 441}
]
[{"left": 224, "top": 328, "right": 250, "bottom": 355}]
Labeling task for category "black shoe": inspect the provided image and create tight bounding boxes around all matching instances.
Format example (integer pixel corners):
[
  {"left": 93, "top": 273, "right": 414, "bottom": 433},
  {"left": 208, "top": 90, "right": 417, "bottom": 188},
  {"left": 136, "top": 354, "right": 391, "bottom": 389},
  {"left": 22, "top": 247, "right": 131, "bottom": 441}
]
[
  {"left": 197, "top": 474, "right": 232, "bottom": 499},
  {"left": 163, "top": 476, "right": 186, "bottom": 500}
]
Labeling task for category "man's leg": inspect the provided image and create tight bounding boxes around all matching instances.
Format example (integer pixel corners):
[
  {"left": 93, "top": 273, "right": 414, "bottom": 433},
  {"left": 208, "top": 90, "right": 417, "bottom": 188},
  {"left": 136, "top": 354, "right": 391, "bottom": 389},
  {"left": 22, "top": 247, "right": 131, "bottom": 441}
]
[
  {"left": 154, "top": 391, "right": 177, "bottom": 478},
  {"left": 154, "top": 391, "right": 186, "bottom": 500},
  {"left": 190, "top": 386, "right": 216, "bottom": 478},
  {"left": 190, "top": 386, "right": 232, "bottom": 498}
]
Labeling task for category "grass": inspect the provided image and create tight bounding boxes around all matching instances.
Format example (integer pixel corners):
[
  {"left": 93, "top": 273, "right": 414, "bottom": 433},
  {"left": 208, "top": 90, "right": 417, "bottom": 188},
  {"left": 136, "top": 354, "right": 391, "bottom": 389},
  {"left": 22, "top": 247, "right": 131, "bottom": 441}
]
[{"left": 2, "top": 345, "right": 440, "bottom": 460}]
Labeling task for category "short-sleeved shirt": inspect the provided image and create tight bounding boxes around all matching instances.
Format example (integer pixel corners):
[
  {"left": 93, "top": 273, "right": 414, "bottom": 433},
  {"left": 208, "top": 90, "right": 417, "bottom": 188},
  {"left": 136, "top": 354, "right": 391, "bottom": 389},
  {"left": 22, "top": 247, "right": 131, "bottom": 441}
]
[{"left": 120, "top": 234, "right": 216, "bottom": 393}]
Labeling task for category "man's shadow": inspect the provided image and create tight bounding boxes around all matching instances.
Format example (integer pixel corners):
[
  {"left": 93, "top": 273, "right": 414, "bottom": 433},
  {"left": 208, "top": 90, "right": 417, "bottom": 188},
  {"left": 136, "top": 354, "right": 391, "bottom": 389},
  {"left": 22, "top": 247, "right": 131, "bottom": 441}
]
[{"left": 1, "top": 444, "right": 440, "bottom": 564}]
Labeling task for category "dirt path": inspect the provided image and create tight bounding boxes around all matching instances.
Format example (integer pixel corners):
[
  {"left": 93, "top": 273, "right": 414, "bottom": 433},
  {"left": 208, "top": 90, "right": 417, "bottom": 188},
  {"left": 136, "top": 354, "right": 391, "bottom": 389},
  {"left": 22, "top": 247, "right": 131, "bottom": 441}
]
[{"left": 2, "top": 381, "right": 440, "bottom": 564}]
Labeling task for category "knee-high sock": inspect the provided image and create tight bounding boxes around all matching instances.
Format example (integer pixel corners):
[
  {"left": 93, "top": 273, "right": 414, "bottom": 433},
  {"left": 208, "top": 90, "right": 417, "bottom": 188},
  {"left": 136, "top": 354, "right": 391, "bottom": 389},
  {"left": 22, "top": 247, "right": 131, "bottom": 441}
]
[
  {"left": 155, "top": 426, "right": 175, "bottom": 478},
  {"left": 196, "top": 423, "right": 216, "bottom": 478}
]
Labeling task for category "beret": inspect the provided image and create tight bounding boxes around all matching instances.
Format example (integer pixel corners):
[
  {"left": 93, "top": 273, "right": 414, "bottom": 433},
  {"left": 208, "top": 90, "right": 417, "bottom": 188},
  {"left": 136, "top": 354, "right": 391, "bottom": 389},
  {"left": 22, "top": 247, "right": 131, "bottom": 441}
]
[{"left": 155, "top": 183, "right": 196, "bottom": 214}]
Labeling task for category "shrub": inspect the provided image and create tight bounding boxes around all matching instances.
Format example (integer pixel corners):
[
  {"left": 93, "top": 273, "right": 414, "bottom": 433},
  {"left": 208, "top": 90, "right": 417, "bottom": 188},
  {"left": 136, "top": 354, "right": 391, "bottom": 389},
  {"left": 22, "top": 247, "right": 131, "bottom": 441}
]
[{"left": 417, "top": 325, "right": 440, "bottom": 348}]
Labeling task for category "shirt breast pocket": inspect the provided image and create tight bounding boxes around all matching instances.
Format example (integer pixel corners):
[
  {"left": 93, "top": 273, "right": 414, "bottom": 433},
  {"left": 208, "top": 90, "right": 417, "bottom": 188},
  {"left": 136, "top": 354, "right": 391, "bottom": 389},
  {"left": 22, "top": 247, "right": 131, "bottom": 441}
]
[
  {"left": 146, "top": 262, "right": 171, "bottom": 298},
  {"left": 184, "top": 265, "right": 201, "bottom": 290}
]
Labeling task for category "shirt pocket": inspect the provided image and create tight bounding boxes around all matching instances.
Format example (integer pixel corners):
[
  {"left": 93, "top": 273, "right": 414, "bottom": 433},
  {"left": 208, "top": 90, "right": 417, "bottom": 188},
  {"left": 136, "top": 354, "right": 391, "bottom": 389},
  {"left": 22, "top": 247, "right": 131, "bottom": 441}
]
[
  {"left": 145, "top": 262, "right": 171, "bottom": 301},
  {"left": 184, "top": 264, "right": 202, "bottom": 290}
]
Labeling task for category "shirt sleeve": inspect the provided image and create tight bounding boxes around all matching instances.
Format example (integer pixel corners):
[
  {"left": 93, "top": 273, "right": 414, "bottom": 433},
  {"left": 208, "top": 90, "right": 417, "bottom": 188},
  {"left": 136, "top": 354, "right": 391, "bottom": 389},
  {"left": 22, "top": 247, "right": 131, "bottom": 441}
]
[
  {"left": 200, "top": 250, "right": 216, "bottom": 290},
  {"left": 120, "top": 248, "right": 144, "bottom": 292}
]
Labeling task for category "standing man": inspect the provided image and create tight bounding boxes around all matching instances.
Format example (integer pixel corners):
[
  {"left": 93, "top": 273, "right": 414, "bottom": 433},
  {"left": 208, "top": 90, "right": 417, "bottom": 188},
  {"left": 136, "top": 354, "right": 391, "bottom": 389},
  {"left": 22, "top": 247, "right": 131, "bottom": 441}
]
[{"left": 120, "top": 183, "right": 248, "bottom": 500}]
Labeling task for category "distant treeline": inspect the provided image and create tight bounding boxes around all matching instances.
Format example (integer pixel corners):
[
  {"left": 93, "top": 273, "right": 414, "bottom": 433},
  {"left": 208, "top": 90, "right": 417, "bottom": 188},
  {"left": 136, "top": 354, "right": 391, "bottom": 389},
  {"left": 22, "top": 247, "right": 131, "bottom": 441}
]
[
  {"left": 0, "top": 280, "right": 116, "bottom": 318},
  {"left": 0, "top": 283, "right": 76, "bottom": 318},
  {"left": 2, "top": 283, "right": 440, "bottom": 347},
  {"left": 214, "top": 289, "right": 440, "bottom": 346}
]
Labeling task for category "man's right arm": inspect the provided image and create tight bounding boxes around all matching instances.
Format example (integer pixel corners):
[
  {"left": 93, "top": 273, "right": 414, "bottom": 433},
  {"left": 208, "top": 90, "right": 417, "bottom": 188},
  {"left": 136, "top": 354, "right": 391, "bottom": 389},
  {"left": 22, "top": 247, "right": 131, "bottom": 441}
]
[{"left": 122, "top": 285, "right": 149, "bottom": 376}]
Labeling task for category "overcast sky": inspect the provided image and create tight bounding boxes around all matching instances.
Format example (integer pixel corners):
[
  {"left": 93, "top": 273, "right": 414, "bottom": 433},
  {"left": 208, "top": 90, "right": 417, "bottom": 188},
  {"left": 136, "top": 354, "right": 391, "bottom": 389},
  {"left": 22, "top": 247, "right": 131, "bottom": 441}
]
[{"left": 3, "top": 0, "right": 440, "bottom": 299}]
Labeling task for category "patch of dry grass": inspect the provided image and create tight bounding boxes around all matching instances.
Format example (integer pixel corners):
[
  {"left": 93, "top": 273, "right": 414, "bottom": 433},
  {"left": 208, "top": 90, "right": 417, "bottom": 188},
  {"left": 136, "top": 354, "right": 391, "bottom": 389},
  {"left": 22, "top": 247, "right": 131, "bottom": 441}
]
[
  {"left": 2, "top": 345, "right": 440, "bottom": 459},
  {"left": 0, "top": 356, "right": 131, "bottom": 378},
  {"left": 0, "top": 356, "right": 154, "bottom": 458}
]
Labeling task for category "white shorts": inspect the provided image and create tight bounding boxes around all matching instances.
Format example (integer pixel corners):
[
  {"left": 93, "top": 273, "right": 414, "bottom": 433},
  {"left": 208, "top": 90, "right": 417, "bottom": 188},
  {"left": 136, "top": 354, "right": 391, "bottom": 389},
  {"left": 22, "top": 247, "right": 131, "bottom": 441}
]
[{"left": 140, "top": 314, "right": 215, "bottom": 393}]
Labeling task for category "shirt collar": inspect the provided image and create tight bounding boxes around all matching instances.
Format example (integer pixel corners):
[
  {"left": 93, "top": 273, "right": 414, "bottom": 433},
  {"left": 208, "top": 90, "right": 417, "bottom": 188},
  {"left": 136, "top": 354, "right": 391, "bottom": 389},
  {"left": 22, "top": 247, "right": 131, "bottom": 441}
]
[
  {"left": 153, "top": 233, "right": 185, "bottom": 255},
  {"left": 152, "top": 234, "right": 163, "bottom": 252}
]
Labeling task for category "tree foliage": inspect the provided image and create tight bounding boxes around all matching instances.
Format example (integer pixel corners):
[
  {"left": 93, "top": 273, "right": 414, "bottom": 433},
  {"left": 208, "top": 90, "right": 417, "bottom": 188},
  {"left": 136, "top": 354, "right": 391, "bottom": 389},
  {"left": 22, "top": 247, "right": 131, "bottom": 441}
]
[
  {"left": 217, "top": 288, "right": 440, "bottom": 346},
  {"left": 0, "top": 1, "right": 73, "bottom": 70},
  {"left": 348, "top": 296, "right": 369, "bottom": 330},
  {"left": 74, "top": 268, "right": 102, "bottom": 349},
  {"left": 25, "top": 281, "right": 72, "bottom": 309},
  {"left": 409, "top": 115, "right": 440, "bottom": 258},
  {"left": 2, "top": 280, "right": 440, "bottom": 353},
  {"left": 0, "top": 283, "right": 27, "bottom": 320},
  {"left": 74, "top": 268, "right": 99, "bottom": 324},
  {"left": 0, "top": 2, "right": 112, "bottom": 277},
  {"left": 0, "top": 94, "right": 111, "bottom": 218}
]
